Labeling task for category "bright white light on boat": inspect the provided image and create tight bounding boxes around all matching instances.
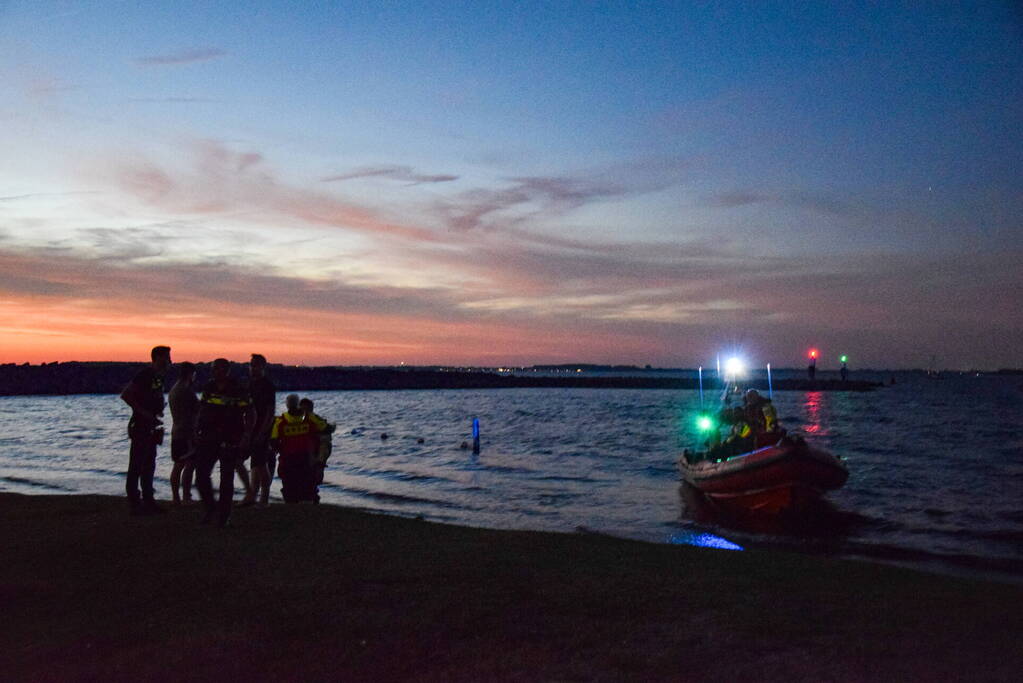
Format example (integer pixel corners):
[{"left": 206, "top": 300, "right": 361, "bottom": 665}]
[
  {"left": 724, "top": 357, "right": 745, "bottom": 377},
  {"left": 668, "top": 531, "right": 744, "bottom": 551}
]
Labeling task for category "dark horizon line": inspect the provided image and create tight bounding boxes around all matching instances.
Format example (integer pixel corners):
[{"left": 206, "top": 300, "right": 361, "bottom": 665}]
[{"left": 3, "top": 360, "right": 1020, "bottom": 374}]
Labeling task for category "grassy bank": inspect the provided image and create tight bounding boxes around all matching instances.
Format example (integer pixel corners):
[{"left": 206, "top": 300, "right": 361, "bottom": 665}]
[{"left": 2, "top": 493, "right": 1020, "bottom": 681}]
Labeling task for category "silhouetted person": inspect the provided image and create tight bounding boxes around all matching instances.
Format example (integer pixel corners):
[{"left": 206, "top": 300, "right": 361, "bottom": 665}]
[
  {"left": 246, "top": 353, "right": 276, "bottom": 507},
  {"left": 300, "top": 397, "right": 335, "bottom": 485},
  {"left": 271, "top": 394, "right": 320, "bottom": 503},
  {"left": 168, "top": 361, "right": 199, "bottom": 505},
  {"left": 194, "top": 358, "right": 255, "bottom": 526},
  {"left": 743, "top": 388, "right": 780, "bottom": 447},
  {"left": 120, "top": 345, "right": 171, "bottom": 516}
]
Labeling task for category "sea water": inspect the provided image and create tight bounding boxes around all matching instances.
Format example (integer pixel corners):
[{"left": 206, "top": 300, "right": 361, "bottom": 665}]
[{"left": 1, "top": 373, "right": 1021, "bottom": 581}]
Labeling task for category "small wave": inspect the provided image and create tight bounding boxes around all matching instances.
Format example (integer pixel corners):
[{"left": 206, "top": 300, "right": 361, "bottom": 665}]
[
  {"left": 529, "top": 474, "right": 602, "bottom": 484},
  {"left": 341, "top": 487, "right": 477, "bottom": 512},
  {"left": 941, "top": 527, "right": 1023, "bottom": 544},
  {"left": 81, "top": 467, "right": 123, "bottom": 477},
  {"left": 0, "top": 475, "right": 74, "bottom": 492},
  {"left": 639, "top": 465, "right": 677, "bottom": 478},
  {"left": 337, "top": 465, "right": 456, "bottom": 486},
  {"left": 470, "top": 464, "right": 538, "bottom": 476}
]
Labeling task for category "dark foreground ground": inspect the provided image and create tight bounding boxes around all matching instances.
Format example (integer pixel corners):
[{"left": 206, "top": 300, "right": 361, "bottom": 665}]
[{"left": 2, "top": 494, "right": 1020, "bottom": 682}]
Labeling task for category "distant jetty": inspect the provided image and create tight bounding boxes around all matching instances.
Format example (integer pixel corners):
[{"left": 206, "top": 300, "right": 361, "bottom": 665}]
[{"left": 0, "top": 362, "right": 882, "bottom": 396}]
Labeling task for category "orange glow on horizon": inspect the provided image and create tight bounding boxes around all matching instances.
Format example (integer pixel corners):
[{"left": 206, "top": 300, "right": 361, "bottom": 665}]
[{"left": 0, "top": 294, "right": 649, "bottom": 366}]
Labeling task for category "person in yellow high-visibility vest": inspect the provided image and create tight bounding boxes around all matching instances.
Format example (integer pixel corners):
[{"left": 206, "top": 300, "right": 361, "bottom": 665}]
[
  {"left": 271, "top": 394, "right": 320, "bottom": 503},
  {"left": 299, "top": 398, "right": 335, "bottom": 485},
  {"left": 194, "top": 358, "right": 255, "bottom": 526}
]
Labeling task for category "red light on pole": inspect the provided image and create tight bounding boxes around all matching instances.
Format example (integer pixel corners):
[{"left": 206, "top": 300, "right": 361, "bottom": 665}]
[{"left": 809, "top": 349, "right": 818, "bottom": 360}]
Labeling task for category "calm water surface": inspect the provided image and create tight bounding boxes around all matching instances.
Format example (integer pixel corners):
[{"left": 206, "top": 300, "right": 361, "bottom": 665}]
[{"left": 1, "top": 373, "right": 1021, "bottom": 581}]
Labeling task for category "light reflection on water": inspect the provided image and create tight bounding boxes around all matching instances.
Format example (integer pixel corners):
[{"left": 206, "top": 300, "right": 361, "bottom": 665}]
[{"left": 1, "top": 374, "right": 1022, "bottom": 579}]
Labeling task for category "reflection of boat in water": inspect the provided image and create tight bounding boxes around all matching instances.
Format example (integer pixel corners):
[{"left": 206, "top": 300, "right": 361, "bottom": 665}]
[{"left": 678, "top": 436, "right": 848, "bottom": 514}]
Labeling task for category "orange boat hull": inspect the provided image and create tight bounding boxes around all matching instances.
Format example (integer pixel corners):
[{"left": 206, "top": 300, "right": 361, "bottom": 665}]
[{"left": 679, "top": 438, "right": 847, "bottom": 513}]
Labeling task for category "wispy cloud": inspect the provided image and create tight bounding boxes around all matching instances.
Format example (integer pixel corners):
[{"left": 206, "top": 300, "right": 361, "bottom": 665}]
[
  {"left": 322, "top": 165, "right": 458, "bottom": 185},
  {"left": 436, "top": 176, "right": 627, "bottom": 233},
  {"left": 434, "top": 158, "right": 689, "bottom": 233},
  {"left": 0, "top": 191, "right": 101, "bottom": 202},
  {"left": 2, "top": 239, "right": 1020, "bottom": 367},
  {"left": 107, "top": 140, "right": 442, "bottom": 242},
  {"left": 135, "top": 48, "right": 227, "bottom": 66},
  {"left": 126, "top": 96, "right": 218, "bottom": 104}
]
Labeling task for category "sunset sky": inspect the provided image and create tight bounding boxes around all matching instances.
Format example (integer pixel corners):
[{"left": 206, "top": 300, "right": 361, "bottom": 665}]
[{"left": 1, "top": 2, "right": 1021, "bottom": 369}]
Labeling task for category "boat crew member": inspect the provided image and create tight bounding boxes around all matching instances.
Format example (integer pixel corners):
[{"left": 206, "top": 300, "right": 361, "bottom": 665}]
[
  {"left": 724, "top": 407, "right": 754, "bottom": 456},
  {"left": 271, "top": 394, "right": 321, "bottom": 503},
  {"left": 194, "top": 358, "right": 255, "bottom": 526},
  {"left": 744, "top": 389, "right": 779, "bottom": 446},
  {"left": 120, "top": 345, "right": 172, "bottom": 516}
]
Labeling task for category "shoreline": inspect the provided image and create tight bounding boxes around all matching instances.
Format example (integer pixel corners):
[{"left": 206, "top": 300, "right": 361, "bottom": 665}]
[
  {"left": 1, "top": 362, "right": 881, "bottom": 396},
  {"left": 3, "top": 492, "right": 1021, "bottom": 681}
]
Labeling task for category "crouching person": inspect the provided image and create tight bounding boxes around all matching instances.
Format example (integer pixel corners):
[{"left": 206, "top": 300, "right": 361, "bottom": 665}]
[{"left": 271, "top": 394, "right": 319, "bottom": 503}]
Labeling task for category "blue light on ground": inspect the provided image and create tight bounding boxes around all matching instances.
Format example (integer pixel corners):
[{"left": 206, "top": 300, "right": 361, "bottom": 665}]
[{"left": 668, "top": 531, "right": 744, "bottom": 551}]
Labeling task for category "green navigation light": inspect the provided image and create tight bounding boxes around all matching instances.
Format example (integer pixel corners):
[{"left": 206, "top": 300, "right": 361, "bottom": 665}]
[
  {"left": 697, "top": 415, "right": 715, "bottom": 431},
  {"left": 840, "top": 355, "right": 848, "bottom": 363}
]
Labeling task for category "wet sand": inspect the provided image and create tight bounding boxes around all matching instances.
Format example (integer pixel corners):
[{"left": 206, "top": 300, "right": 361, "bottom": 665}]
[{"left": 2, "top": 493, "right": 1020, "bottom": 681}]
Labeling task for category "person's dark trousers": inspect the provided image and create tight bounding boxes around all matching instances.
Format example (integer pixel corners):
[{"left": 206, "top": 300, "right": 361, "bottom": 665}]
[
  {"left": 279, "top": 454, "right": 315, "bottom": 503},
  {"left": 127, "top": 434, "right": 158, "bottom": 509},
  {"left": 214, "top": 447, "right": 238, "bottom": 523},
  {"left": 194, "top": 442, "right": 237, "bottom": 524},
  {"left": 193, "top": 441, "right": 219, "bottom": 519}
]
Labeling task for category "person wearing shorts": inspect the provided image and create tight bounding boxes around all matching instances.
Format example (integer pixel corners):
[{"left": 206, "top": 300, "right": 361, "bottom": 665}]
[
  {"left": 168, "top": 361, "right": 199, "bottom": 504},
  {"left": 245, "top": 354, "right": 276, "bottom": 506}
]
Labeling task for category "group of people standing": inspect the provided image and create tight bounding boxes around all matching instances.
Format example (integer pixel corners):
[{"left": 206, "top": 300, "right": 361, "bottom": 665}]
[{"left": 120, "top": 346, "right": 333, "bottom": 526}]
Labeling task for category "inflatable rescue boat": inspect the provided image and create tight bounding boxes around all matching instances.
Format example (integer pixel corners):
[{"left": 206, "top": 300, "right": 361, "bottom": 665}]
[{"left": 679, "top": 436, "right": 848, "bottom": 514}]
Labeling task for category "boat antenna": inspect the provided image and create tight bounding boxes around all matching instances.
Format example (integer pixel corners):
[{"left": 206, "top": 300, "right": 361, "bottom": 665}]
[
  {"left": 767, "top": 363, "right": 773, "bottom": 400},
  {"left": 698, "top": 366, "right": 704, "bottom": 409}
]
